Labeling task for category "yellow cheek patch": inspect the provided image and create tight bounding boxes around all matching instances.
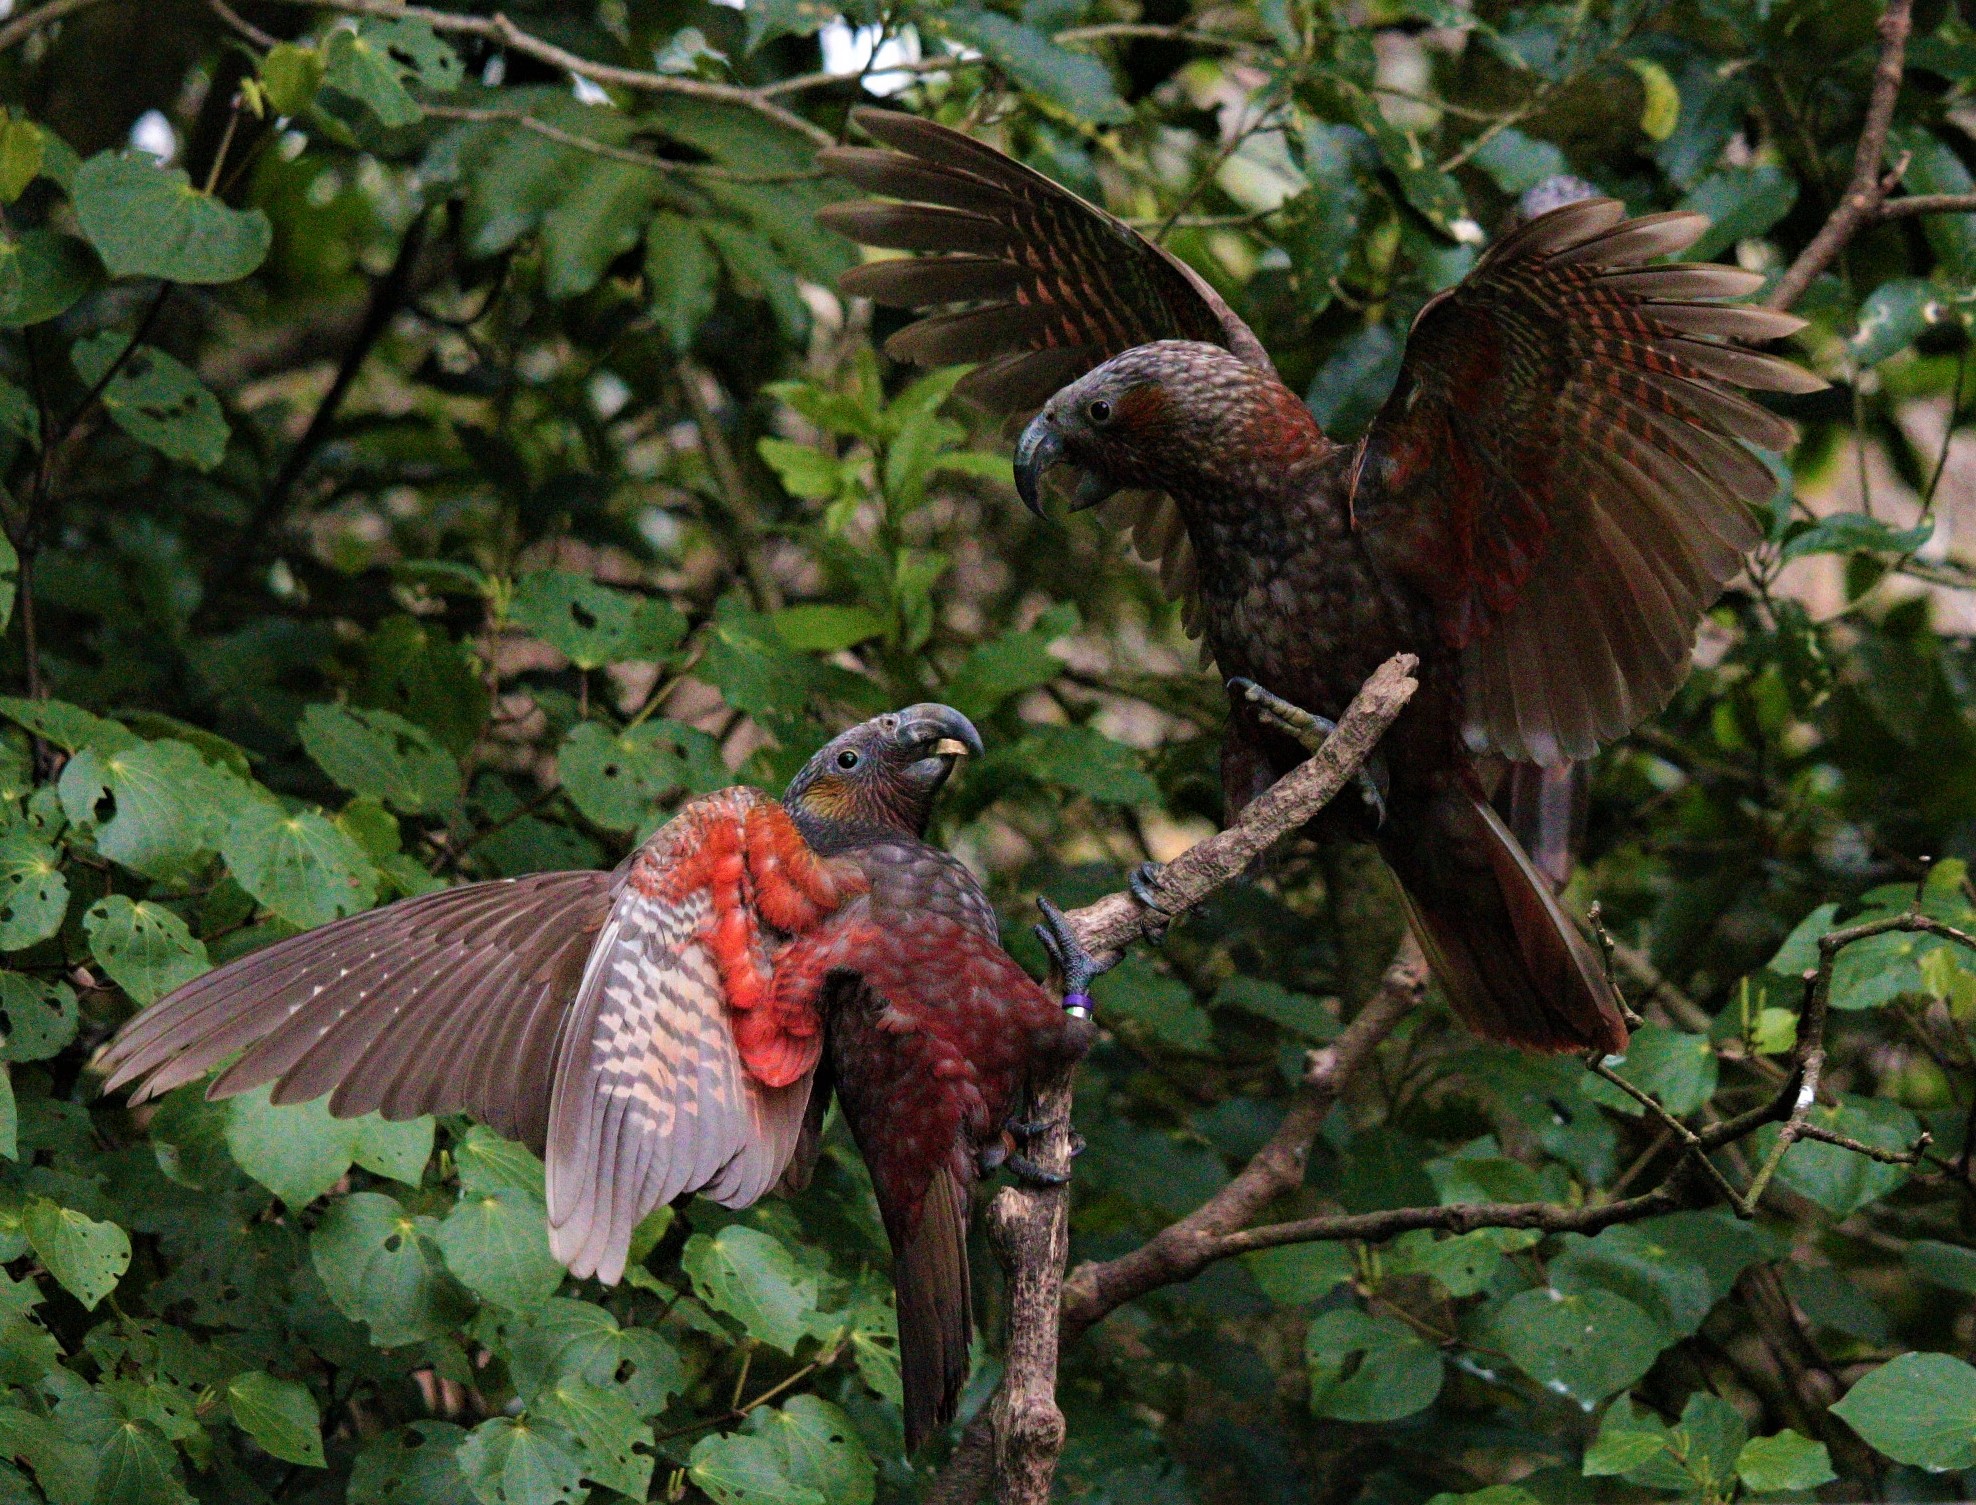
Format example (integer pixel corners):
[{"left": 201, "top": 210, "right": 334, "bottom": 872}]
[{"left": 793, "top": 776, "right": 857, "bottom": 821}]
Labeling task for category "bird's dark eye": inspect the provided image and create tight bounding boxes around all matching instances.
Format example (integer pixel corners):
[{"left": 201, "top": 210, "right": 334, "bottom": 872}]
[
  {"left": 1088, "top": 399, "right": 1112, "bottom": 424},
  {"left": 836, "top": 750, "right": 861, "bottom": 770}
]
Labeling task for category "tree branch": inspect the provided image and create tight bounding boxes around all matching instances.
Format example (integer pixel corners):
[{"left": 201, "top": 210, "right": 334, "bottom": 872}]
[
  {"left": 1765, "top": 0, "right": 1913, "bottom": 311},
  {"left": 941, "top": 654, "right": 1419, "bottom": 1505},
  {"left": 261, "top": 0, "right": 834, "bottom": 146}
]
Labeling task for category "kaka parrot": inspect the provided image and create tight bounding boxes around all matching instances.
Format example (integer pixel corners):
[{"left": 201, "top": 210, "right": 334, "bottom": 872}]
[
  {"left": 95, "top": 704, "right": 1103, "bottom": 1448},
  {"left": 819, "top": 110, "right": 1824, "bottom": 1057}
]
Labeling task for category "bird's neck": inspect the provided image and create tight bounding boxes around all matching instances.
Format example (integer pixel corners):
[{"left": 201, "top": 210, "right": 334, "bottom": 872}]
[
  {"left": 1156, "top": 375, "right": 1336, "bottom": 523},
  {"left": 789, "top": 807, "right": 911, "bottom": 858}
]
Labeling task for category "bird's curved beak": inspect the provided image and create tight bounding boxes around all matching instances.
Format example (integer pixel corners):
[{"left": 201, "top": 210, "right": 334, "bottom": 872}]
[
  {"left": 1015, "top": 412, "right": 1120, "bottom": 519},
  {"left": 1013, "top": 414, "right": 1064, "bottom": 519},
  {"left": 894, "top": 703, "right": 984, "bottom": 764}
]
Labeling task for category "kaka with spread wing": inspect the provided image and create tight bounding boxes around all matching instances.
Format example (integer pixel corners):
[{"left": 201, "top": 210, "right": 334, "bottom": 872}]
[
  {"left": 95, "top": 703, "right": 1101, "bottom": 1449},
  {"left": 821, "top": 109, "right": 1825, "bottom": 1057}
]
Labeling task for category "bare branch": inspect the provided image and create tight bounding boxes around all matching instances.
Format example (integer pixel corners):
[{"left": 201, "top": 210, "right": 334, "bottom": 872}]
[
  {"left": 1877, "top": 192, "right": 1976, "bottom": 220},
  {"left": 1766, "top": 0, "right": 1913, "bottom": 311},
  {"left": 0, "top": 0, "right": 110, "bottom": 53},
  {"left": 952, "top": 655, "right": 1419, "bottom": 1504},
  {"left": 260, "top": 0, "right": 835, "bottom": 146},
  {"left": 421, "top": 104, "right": 828, "bottom": 181}
]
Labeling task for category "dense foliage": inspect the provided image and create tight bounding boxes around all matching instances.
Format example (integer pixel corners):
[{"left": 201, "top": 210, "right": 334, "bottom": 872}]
[{"left": 0, "top": 0, "right": 1972, "bottom": 1500}]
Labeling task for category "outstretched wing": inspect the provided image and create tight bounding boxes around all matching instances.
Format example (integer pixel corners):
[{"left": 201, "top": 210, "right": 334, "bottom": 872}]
[
  {"left": 94, "top": 871, "right": 615, "bottom": 1152},
  {"left": 820, "top": 107, "right": 1268, "bottom": 630},
  {"left": 98, "top": 788, "right": 860, "bottom": 1288},
  {"left": 1352, "top": 199, "right": 1824, "bottom": 765}
]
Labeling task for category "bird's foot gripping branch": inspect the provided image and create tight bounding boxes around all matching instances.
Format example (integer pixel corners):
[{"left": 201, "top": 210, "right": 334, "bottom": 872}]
[{"left": 955, "top": 654, "right": 1421, "bottom": 1505}]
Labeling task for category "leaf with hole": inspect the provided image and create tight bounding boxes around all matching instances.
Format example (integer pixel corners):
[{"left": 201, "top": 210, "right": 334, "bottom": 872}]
[
  {"left": 83, "top": 897, "right": 207, "bottom": 1005},
  {"left": 221, "top": 797, "right": 378, "bottom": 928},
  {"left": 683, "top": 1227, "right": 818, "bottom": 1354},
  {"left": 226, "top": 1371, "right": 324, "bottom": 1468},
  {"left": 70, "top": 333, "right": 230, "bottom": 470},
  {"left": 22, "top": 1197, "right": 128, "bottom": 1310},
  {"left": 0, "top": 833, "right": 64, "bottom": 950},
  {"left": 300, "top": 703, "right": 461, "bottom": 814},
  {"left": 1304, "top": 1308, "right": 1443, "bottom": 1422}
]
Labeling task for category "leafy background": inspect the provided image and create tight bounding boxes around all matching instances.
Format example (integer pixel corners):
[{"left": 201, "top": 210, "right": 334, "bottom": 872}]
[{"left": 0, "top": 0, "right": 1971, "bottom": 1501}]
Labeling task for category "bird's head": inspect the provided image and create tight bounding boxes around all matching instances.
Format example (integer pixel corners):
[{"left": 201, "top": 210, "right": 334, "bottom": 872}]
[
  {"left": 1014, "top": 341, "right": 1326, "bottom": 518},
  {"left": 783, "top": 703, "right": 984, "bottom": 843}
]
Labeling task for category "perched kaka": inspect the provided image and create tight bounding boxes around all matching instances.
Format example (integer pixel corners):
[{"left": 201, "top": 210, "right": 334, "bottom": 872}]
[
  {"left": 95, "top": 704, "right": 1103, "bottom": 1448},
  {"left": 820, "top": 110, "right": 1824, "bottom": 1056}
]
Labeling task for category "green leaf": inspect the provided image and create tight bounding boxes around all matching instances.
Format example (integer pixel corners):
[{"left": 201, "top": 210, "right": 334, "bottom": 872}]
[
  {"left": 943, "top": 607, "right": 1076, "bottom": 721},
  {"left": 500, "top": 1297, "right": 683, "bottom": 1417},
  {"left": 996, "top": 723, "right": 1158, "bottom": 805},
  {"left": 226, "top": 1371, "right": 325, "bottom": 1468},
  {"left": 457, "top": 1415, "right": 584, "bottom": 1505},
  {"left": 758, "top": 439, "right": 846, "bottom": 503},
  {"left": 22, "top": 1198, "right": 128, "bottom": 1309},
  {"left": 557, "top": 719, "right": 727, "bottom": 833},
  {"left": 1906, "top": 1238, "right": 1976, "bottom": 1295},
  {"left": 1548, "top": 1219, "right": 1732, "bottom": 1342},
  {"left": 0, "top": 1069, "right": 16, "bottom": 1162},
  {"left": 226, "top": 1089, "right": 431, "bottom": 1207},
  {"left": 311, "top": 1191, "right": 469, "bottom": 1347},
  {"left": 1582, "top": 1427, "right": 1668, "bottom": 1477},
  {"left": 531, "top": 1377, "right": 652, "bottom": 1499},
  {"left": 683, "top": 1226, "right": 818, "bottom": 1354},
  {"left": 300, "top": 703, "right": 461, "bottom": 814},
  {"left": 0, "top": 972, "right": 76, "bottom": 1061},
  {"left": 1486, "top": 1287, "right": 1665, "bottom": 1403},
  {"left": 349, "top": 1421, "right": 475, "bottom": 1505},
  {"left": 1092, "top": 953, "right": 1213, "bottom": 1053},
  {"left": 70, "top": 152, "right": 271, "bottom": 283},
  {"left": 647, "top": 214, "right": 718, "bottom": 352},
  {"left": 1848, "top": 277, "right": 1940, "bottom": 366},
  {"left": 744, "top": 0, "right": 833, "bottom": 51},
  {"left": 1349, "top": 95, "right": 1466, "bottom": 233},
  {"left": 1213, "top": 976, "right": 1336, "bottom": 1039},
  {"left": 509, "top": 570, "right": 686, "bottom": 671},
  {"left": 1886, "top": 127, "right": 1976, "bottom": 281},
  {"left": 1581, "top": 1026, "right": 1717, "bottom": 1116},
  {"left": 0, "top": 229, "right": 95, "bottom": 328},
  {"left": 1737, "top": 1430, "right": 1836, "bottom": 1493},
  {"left": 1627, "top": 59, "right": 1681, "bottom": 141},
  {"left": 941, "top": 8, "right": 1128, "bottom": 123},
  {"left": 0, "top": 118, "right": 43, "bottom": 203},
  {"left": 1781, "top": 511, "right": 1931, "bottom": 563},
  {"left": 324, "top": 20, "right": 461, "bottom": 128},
  {"left": 260, "top": 42, "right": 326, "bottom": 117},
  {"left": 1676, "top": 165, "right": 1797, "bottom": 260},
  {"left": 454, "top": 1125, "right": 547, "bottom": 1199},
  {"left": 1754, "top": 1094, "right": 1918, "bottom": 1213},
  {"left": 770, "top": 604, "right": 887, "bottom": 652},
  {"left": 0, "top": 696, "right": 136, "bottom": 754},
  {"left": 1390, "top": 1227, "right": 1537, "bottom": 1298},
  {"left": 90, "top": 1418, "right": 191, "bottom": 1505},
  {"left": 1243, "top": 1242, "right": 1354, "bottom": 1306},
  {"left": 0, "top": 831, "right": 66, "bottom": 949},
  {"left": 1304, "top": 1308, "right": 1443, "bottom": 1422},
  {"left": 59, "top": 736, "right": 236, "bottom": 878},
  {"left": 436, "top": 1187, "right": 563, "bottom": 1312},
  {"left": 222, "top": 797, "right": 378, "bottom": 928},
  {"left": 746, "top": 1396, "right": 873, "bottom": 1505},
  {"left": 1831, "top": 1352, "right": 1976, "bottom": 1470},
  {"left": 69, "top": 333, "right": 229, "bottom": 470},
  {"left": 1284, "top": 124, "right": 1368, "bottom": 316},
  {"left": 689, "top": 1430, "right": 826, "bottom": 1505},
  {"left": 83, "top": 897, "right": 207, "bottom": 1005}
]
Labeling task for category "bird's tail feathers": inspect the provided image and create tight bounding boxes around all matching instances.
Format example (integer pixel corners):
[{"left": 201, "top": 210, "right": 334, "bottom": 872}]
[
  {"left": 892, "top": 1163, "right": 972, "bottom": 1452},
  {"left": 1382, "top": 785, "right": 1627, "bottom": 1056}
]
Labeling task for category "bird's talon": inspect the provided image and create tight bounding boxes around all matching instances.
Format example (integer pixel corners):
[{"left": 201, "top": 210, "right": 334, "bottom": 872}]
[
  {"left": 1005, "top": 1154, "right": 1069, "bottom": 1188},
  {"left": 1035, "top": 896, "right": 1114, "bottom": 1010},
  {"left": 1228, "top": 677, "right": 1336, "bottom": 756},
  {"left": 1128, "top": 861, "right": 1177, "bottom": 944},
  {"left": 1068, "top": 1132, "right": 1087, "bottom": 1159},
  {"left": 1006, "top": 1117, "right": 1048, "bottom": 1143}
]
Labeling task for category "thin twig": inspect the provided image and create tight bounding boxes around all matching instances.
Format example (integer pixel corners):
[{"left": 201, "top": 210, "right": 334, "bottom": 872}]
[
  {"left": 1876, "top": 192, "right": 1976, "bottom": 220},
  {"left": 420, "top": 104, "right": 827, "bottom": 181},
  {"left": 0, "top": 0, "right": 108, "bottom": 53},
  {"left": 1766, "top": 0, "right": 1914, "bottom": 310},
  {"left": 260, "top": 0, "right": 834, "bottom": 146}
]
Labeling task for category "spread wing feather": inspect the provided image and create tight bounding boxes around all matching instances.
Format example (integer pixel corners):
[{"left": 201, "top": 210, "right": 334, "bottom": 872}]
[
  {"left": 94, "top": 872, "right": 614, "bottom": 1147},
  {"left": 819, "top": 107, "right": 1272, "bottom": 637},
  {"left": 1352, "top": 199, "right": 1825, "bottom": 764}
]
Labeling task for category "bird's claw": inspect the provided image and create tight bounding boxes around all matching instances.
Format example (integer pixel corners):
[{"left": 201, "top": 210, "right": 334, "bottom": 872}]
[
  {"left": 1006, "top": 1118, "right": 1086, "bottom": 1158},
  {"left": 1004, "top": 1154, "right": 1070, "bottom": 1188},
  {"left": 1034, "top": 896, "right": 1112, "bottom": 1016},
  {"left": 1128, "top": 861, "right": 1177, "bottom": 944},
  {"left": 1228, "top": 677, "right": 1389, "bottom": 827}
]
